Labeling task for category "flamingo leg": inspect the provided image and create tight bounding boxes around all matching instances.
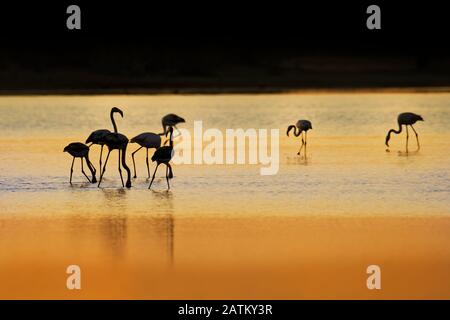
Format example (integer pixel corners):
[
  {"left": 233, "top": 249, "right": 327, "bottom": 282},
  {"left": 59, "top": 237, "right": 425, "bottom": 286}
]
[
  {"left": 87, "top": 156, "right": 96, "bottom": 175},
  {"left": 118, "top": 149, "right": 124, "bottom": 187},
  {"left": 165, "top": 164, "right": 170, "bottom": 190},
  {"left": 406, "top": 125, "right": 409, "bottom": 153},
  {"left": 168, "top": 163, "right": 173, "bottom": 179},
  {"left": 297, "top": 131, "right": 305, "bottom": 156},
  {"left": 98, "top": 150, "right": 111, "bottom": 187},
  {"left": 80, "top": 158, "right": 91, "bottom": 183},
  {"left": 99, "top": 145, "right": 104, "bottom": 173},
  {"left": 304, "top": 131, "right": 308, "bottom": 158},
  {"left": 146, "top": 148, "right": 151, "bottom": 179},
  {"left": 149, "top": 163, "right": 160, "bottom": 189},
  {"left": 85, "top": 155, "right": 97, "bottom": 183},
  {"left": 69, "top": 157, "right": 75, "bottom": 184},
  {"left": 131, "top": 146, "right": 143, "bottom": 178},
  {"left": 410, "top": 125, "right": 420, "bottom": 150}
]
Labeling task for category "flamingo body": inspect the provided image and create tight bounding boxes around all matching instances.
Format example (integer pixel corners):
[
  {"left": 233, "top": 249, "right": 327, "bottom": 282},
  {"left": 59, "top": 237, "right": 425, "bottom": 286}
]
[
  {"left": 64, "top": 142, "right": 90, "bottom": 158},
  {"left": 104, "top": 132, "right": 129, "bottom": 150},
  {"left": 131, "top": 132, "right": 161, "bottom": 148},
  {"left": 130, "top": 132, "right": 162, "bottom": 179},
  {"left": 152, "top": 146, "right": 175, "bottom": 163},
  {"left": 63, "top": 142, "right": 97, "bottom": 184},
  {"left": 397, "top": 112, "right": 424, "bottom": 126},
  {"left": 86, "top": 129, "right": 111, "bottom": 145}
]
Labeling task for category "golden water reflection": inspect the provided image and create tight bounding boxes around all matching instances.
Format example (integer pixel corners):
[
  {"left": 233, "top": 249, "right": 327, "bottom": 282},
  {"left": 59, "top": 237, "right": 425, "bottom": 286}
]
[{"left": 0, "top": 93, "right": 449, "bottom": 298}]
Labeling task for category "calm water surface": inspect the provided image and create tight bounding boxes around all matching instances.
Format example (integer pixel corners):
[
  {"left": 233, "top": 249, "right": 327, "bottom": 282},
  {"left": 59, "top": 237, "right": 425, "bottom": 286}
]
[{"left": 0, "top": 93, "right": 449, "bottom": 298}]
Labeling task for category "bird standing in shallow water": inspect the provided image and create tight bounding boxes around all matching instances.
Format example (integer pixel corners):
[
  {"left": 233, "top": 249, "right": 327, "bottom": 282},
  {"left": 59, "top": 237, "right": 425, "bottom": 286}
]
[
  {"left": 97, "top": 107, "right": 132, "bottom": 188},
  {"left": 149, "top": 127, "right": 175, "bottom": 190},
  {"left": 287, "top": 120, "right": 313, "bottom": 157},
  {"left": 86, "top": 107, "right": 123, "bottom": 172},
  {"left": 385, "top": 112, "right": 424, "bottom": 152},
  {"left": 130, "top": 132, "right": 161, "bottom": 179},
  {"left": 63, "top": 142, "right": 97, "bottom": 184}
]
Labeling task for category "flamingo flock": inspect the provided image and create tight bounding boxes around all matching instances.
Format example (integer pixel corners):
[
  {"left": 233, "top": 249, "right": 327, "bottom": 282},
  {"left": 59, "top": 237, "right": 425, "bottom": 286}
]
[
  {"left": 65, "top": 108, "right": 424, "bottom": 189},
  {"left": 64, "top": 107, "right": 185, "bottom": 189}
]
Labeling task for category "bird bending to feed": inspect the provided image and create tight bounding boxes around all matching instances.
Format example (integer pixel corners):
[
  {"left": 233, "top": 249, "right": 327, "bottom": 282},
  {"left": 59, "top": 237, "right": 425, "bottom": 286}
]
[
  {"left": 97, "top": 107, "right": 132, "bottom": 188},
  {"left": 130, "top": 132, "right": 161, "bottom": 179},
  {"left": 385, "top": 112, "right": 424, "bottom": 152},
  {"left": 159, "top": 113, "right": 185, "bottom": 138},
  {"left": 86, "top": 107, "right": 124, "bottom": 172},
  {"left": 287, "top": 120, "right": 313, "bottom": 157},
  {"left": 149, "top": 126, "right": 175, "bottom": 190},
  {"left": 63, "top": 142, "right": 97, "bottom": 184}
]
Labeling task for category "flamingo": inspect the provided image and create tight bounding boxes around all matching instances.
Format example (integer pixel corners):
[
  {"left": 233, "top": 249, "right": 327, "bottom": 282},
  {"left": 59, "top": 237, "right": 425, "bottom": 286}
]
[
  {"left": 149, "top": 126, "right": 175, "bottom": 190},
  {"left": 130, "top": 132, "right": 161, "bottom": 179},
  {"left": 287, "top": 120, "right": 313, "bottom": 156},
  {"left": 385, "top": 112, "right": 424, "bottom": 152},
  {"left": 63, "top": 142, "right": 97, "bottom": 184},
  {"left": 159, "top": 113, "right": 185, "bottom": 137},
  {"left": 86, "top": 107, "right": 123, "bottom": 172},
  {"left": 97, "top": 108, "right": 132, "bottom": 188}
]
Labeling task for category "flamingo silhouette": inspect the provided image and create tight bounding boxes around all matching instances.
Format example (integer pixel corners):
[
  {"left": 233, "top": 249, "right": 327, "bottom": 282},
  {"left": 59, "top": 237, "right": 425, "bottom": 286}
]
[
  {"left": 287, "top": 120, "right": 313, "bottom": 156},
  {"left": 385, "top": 112, "right": 424, "bottom": 152},
  {"left": 63, "top": 142, "right": 97, "bottom": 184},
  {"left": 97, "top": 108, "right": 132, "bottom": 188},
  {"left": 159, "top": 114, "right": 185, "bottom": 137},
  {"left": 86, "top": 107, "right": 124, "bottom": 172},
  {"left": 130, "top": 132, "right": 161, "bottom": 179},
  {"left": 149, "top": 127, "right": 175, "bottom": 190}
]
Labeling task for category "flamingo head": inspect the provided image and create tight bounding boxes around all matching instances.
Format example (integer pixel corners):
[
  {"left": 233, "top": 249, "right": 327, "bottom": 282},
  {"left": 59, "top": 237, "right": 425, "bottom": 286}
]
[
  {"left": 111, "top": 107, "right": 124, "bottom": 117},
  {"left": 385, "top": 135, "right": 390, "bottom": 147}
]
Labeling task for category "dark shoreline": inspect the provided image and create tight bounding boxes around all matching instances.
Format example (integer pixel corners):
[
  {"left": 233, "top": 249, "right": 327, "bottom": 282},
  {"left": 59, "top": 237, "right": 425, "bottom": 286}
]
[{"left": 1, "top": 86, "right": 449, "bottom": 95}]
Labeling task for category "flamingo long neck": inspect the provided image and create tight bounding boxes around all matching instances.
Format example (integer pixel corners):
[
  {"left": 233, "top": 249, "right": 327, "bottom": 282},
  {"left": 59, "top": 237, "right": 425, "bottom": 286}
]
[
  {"left": 287, "top": 125, "right": 301, "bottom": 137},
  {"left": 111, "top": 111, "right": 118, "bottom": 133},
  {"left": 386, "top": 123, "right": 403, "bottom": 146},
  {"left": 121, "top": 144, "right": 131, "bottom": 188},
  {"left": 390, "top": 122, "right": 403, "bottom": 135},
  {"left": 169, "top": 129, "right": 174, "bottom": 148}
]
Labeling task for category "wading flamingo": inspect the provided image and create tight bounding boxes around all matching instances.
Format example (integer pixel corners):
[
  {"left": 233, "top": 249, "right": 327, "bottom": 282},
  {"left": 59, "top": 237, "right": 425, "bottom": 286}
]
[
  {"left": 149, "top": 127, "right": 175, "bottom": 190},
  {"left": 385, "top": 112, "right": 424, "bottom": 152},
  {"left": 97, "top": 108, "right": 132, "bottom": 188},
  {"left": 63, "top": 142, "right": 97, "bottom": 184},
  {"left": 86, "top": 107, "right": 123, "bottom": 172},
  {"left": 287, "top": 120, "right": 313, "bottom": 156}
]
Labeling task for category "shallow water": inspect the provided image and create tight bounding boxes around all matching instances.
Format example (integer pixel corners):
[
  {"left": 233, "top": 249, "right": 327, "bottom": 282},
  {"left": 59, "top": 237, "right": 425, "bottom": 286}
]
[{"left": 0, "top": 93, "right": 449, "bottom": 299}]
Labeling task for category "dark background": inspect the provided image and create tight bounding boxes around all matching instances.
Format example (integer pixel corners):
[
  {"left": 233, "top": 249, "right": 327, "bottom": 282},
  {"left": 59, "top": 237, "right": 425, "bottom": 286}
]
[{"left": 0, "top": 1, "right": 449, "bottom": 92}]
